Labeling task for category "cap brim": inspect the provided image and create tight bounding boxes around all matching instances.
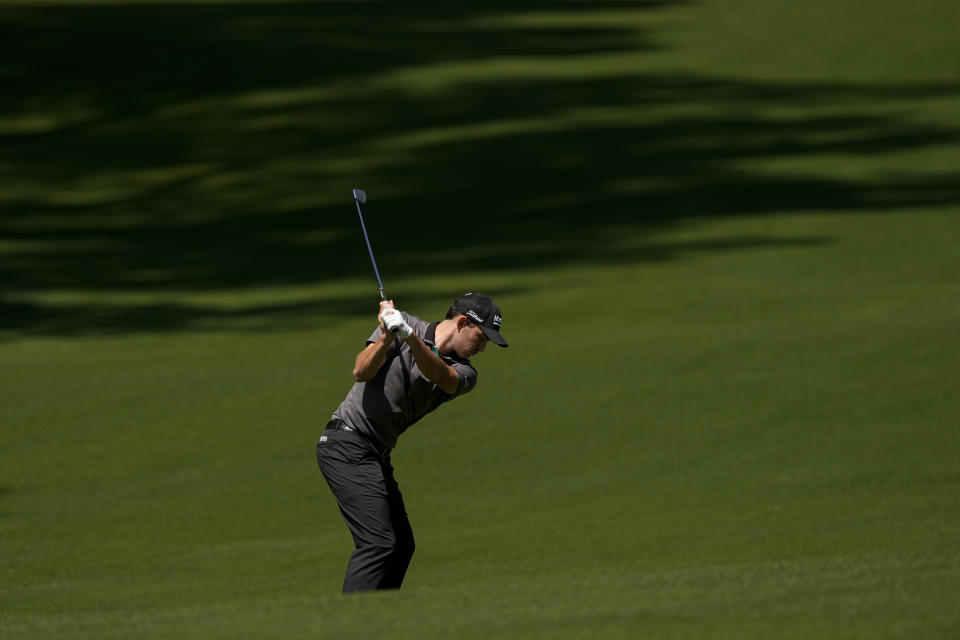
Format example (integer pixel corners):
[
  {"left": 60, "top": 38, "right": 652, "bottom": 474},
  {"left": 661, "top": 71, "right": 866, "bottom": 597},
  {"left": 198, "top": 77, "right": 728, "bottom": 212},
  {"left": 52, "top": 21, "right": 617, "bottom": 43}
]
[{"left": 480, "top": 326, "right": 508, "bottom": 347}]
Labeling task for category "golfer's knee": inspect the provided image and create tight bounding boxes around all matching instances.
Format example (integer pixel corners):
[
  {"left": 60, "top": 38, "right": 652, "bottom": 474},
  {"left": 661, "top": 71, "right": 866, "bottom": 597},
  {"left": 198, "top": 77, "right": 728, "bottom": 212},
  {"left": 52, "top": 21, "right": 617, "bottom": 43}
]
[
  {"left": 385, "top": 535, "right": 414, "bottom": 562},
  {"left": 362, "top": 536, "right": 413, "bottom": 562}
]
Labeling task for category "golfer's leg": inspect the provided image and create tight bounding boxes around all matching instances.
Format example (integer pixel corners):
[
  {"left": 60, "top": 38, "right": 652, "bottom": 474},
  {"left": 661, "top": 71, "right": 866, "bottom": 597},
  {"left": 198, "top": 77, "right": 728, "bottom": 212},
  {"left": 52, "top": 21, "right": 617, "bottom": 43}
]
[
  {"left": 337, "top": 461, "right": 403, "bottom": 592},
  {"left": 316, "top": 450, "right": 400, "bottom": 592},
  {"left": 317, "top": 432, "right": 418, "bottom": 592},
  {"left": 379, "top": 469, "right": 415, "bottom": 589}
]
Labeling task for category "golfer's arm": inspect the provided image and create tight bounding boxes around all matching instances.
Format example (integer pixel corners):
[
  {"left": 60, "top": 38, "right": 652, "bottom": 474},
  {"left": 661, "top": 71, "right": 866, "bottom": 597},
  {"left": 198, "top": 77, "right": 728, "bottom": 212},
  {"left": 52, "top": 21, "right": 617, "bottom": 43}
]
[
  {"left": 353, "top": 335, "right": 392, "bottom": 382},
  {"left": 404, "top": 335, "right": 459, "bottom": 394}
]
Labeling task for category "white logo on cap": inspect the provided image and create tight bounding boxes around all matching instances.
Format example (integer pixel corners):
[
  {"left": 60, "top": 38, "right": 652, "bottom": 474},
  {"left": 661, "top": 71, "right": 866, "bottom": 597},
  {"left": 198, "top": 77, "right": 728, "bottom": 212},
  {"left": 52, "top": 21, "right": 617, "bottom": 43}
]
[
  {"left": 467, "top": 310, "right": 484, "bottom": 323},
  {"left": 493, "top": 314, "right": 502, "bottom": 328}
]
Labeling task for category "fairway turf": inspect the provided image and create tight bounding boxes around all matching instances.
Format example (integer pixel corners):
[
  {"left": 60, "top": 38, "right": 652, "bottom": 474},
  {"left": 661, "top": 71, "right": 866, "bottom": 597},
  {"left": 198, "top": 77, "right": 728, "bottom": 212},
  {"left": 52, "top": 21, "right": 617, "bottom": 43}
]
[{"left": 2, "top": 1, "right": 959, "bottom": 638}]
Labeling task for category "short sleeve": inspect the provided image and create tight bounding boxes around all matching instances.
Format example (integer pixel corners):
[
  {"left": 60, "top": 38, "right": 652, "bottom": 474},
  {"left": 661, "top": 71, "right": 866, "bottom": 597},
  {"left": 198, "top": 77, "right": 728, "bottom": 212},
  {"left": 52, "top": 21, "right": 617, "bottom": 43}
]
[
  {"left": 367, "top": 325, "right": 384, "bottom": 345},
  {"left": 448, "top": 361, "right": 478, "bottom": 397}
]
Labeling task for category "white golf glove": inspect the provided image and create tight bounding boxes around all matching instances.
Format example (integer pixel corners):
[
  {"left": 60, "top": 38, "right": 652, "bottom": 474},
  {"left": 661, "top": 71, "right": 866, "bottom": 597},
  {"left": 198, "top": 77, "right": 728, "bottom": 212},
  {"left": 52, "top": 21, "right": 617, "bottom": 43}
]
[{"left": 379, "top": 308, "right": 413, "bottom": 339}]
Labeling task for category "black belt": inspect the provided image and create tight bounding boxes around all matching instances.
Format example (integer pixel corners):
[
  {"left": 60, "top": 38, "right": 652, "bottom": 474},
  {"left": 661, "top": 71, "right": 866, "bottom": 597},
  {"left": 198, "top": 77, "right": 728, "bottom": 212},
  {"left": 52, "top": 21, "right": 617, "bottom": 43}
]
[{"left": 325, "top": 419, "right": 391, "bottom": 459}]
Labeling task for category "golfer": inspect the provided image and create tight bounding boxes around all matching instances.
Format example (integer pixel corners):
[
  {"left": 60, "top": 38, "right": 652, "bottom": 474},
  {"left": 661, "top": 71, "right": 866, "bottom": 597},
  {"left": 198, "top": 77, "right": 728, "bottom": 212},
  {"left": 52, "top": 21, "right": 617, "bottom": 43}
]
[{"left": 316, "top": 292, "right": 508, "bottom": 592}]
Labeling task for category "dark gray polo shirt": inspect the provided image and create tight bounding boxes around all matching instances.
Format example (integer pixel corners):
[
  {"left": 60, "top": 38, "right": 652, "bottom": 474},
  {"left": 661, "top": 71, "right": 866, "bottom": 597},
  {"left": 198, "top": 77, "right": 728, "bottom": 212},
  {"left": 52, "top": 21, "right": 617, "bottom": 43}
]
[{"left": 331, "top": 313, "right": 478, "bottom": 450}]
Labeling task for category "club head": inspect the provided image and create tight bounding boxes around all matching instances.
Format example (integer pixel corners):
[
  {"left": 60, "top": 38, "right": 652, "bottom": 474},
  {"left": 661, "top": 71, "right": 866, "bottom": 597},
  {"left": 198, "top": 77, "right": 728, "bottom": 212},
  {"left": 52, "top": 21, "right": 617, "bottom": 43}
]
[{"left": 352, "top": 188, "right": 367, "bottom": 204}]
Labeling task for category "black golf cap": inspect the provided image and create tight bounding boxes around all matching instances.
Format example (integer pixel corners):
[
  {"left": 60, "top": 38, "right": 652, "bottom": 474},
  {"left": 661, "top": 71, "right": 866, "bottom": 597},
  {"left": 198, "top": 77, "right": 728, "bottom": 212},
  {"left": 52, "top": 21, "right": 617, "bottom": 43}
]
[{"left": 454, "top": 292, "right": 508, "bottom": 347}]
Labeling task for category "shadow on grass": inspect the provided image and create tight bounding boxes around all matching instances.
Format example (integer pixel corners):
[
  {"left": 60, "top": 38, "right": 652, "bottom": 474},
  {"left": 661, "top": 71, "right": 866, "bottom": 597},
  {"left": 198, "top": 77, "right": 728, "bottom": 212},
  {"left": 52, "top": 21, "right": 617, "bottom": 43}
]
[{"left": 1, "top": 1, "right": 958, "bottom": 336}]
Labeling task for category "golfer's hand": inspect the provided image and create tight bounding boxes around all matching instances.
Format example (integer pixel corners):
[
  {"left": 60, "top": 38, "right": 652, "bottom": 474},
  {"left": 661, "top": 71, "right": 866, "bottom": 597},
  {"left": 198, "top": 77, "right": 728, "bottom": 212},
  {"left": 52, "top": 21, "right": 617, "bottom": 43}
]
[
  {"left": 376, "top": 300, "right": 395, "bottom": 333},
  {"left": 379, "top": 307, "right": 413, "bottom": 339}
]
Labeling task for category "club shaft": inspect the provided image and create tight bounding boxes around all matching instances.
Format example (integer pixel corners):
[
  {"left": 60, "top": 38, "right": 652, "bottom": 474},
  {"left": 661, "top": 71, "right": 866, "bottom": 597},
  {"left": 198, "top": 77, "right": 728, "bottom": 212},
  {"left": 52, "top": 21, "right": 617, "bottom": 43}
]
[{"left": 354, "top": 199, "right": 387, "bottom": 301}]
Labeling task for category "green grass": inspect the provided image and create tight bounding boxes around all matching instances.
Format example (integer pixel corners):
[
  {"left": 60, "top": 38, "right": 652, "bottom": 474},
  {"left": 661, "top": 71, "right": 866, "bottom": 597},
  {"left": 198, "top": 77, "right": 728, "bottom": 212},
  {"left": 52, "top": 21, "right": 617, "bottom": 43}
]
[{"left": 2, "top": 0, "right": 959, "bottom": 638}]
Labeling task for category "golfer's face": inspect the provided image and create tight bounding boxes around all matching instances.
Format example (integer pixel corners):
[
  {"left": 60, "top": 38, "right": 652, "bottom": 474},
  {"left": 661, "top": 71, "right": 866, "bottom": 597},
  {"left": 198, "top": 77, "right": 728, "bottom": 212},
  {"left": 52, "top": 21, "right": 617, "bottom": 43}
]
[{"left": 458, "top": 322, "right": 488, "bottom": 358}]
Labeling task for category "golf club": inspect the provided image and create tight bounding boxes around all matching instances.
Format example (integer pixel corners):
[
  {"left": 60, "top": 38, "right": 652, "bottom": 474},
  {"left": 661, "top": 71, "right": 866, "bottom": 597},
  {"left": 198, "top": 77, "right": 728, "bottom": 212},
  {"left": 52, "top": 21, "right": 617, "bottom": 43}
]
[{"left": 352, "top": 188, "right": 387, "bottom": 302}]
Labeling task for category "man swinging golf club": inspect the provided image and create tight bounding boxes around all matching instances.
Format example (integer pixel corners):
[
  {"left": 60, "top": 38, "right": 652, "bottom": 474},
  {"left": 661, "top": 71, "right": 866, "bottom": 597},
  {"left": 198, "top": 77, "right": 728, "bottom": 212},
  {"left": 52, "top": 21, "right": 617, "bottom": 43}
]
[
  {"left": 317, "top": 294, "right": 508, "bottom": 592},
  {"left": 316, "top": 190, "right": 508, "bottom": 592}
]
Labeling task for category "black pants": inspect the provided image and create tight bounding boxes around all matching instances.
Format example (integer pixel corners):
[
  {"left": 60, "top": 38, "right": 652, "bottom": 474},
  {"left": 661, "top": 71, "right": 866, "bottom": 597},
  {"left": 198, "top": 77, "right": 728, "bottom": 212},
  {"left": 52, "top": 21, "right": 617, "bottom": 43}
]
[{"left": 316, "top": 426, "right": 415, "bottom": 593}]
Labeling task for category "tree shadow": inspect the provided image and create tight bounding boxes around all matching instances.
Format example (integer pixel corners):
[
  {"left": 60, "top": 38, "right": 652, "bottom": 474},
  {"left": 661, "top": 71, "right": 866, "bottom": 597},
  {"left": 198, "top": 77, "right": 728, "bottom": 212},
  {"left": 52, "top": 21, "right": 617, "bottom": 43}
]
[{"left": 1, "top": 1, "right": 958, "bottom": 336}]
